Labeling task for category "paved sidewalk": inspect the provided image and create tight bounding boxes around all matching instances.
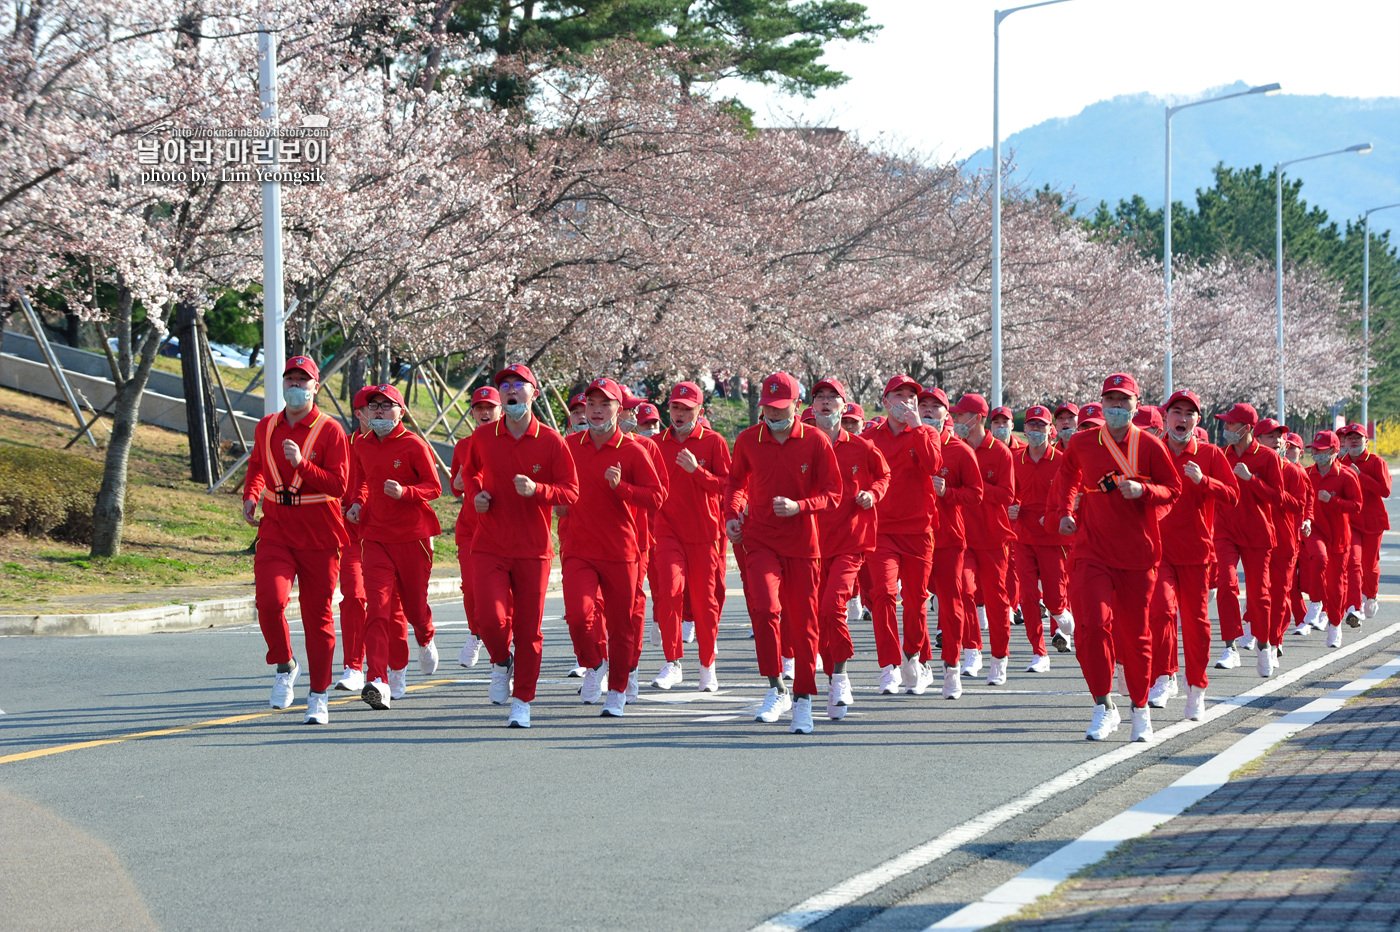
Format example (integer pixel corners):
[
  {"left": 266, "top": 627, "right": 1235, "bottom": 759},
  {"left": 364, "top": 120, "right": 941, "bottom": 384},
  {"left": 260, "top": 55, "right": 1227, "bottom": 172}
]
[{"left": 993, "top": 680, "right": 1400, "bottom": 932}]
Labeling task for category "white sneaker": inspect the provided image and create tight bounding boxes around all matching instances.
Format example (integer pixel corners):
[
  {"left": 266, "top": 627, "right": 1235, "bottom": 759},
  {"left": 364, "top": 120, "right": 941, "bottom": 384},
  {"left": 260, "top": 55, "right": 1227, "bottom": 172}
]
[
  {"left": 697, "top": 664, "right": 719, "bottom": 692},
  {"left": 600, "top": 690, "right": 626, "bottom": 717},
  {"left": 1085, "top": 704, "right": 1121, "bottom": 741},
  {"left": 1326, "top": 624, "right": 1342, "bottom": 648},
  {"left": 987, "top": 656, "right": 1007, "bottom": 686},
  {"left": 1130, "top": 707, "right": 1154, "bottom": 743},
  {"left": 458, "top": 634, "right": 482, "bottom": 668},
  {"left": 488, "top": 660, "right": 513, "bottom": 704},
  {"left": 334, "top": 667, "right": 364, "bottom": 692},
  {"left": 270, "top": 660, "right": 300, "bottom": 709},
  {"left": 1051, "top": 630, "right": 1073, "bottom": 653},
  {"left": 960, "top": 649, "right": 983, "bottom": 678},
  {"left": 815, "top": 654, "right": 824, "bottom": 674},
  {"left": 1147, "top": 674, "right": 1178, "bottom": 708},
  {"left": 507, "top": 698, "right": 530, "bottom": 728},
  {"left": 624, "top": 669, "right": 639, "bottom": 703},
  {"left": 1344, "top": 606, "right": 1363, "bottom": 629},
  {"left": 977, "top": 605, "right": 989, "bottom": 632},
  {"left": 1183, "top": 685, "right": 1206, "bottom": 721},
  {"left": 755, "top": 688, "right": 792, "bottom": 723},
  {"left": 651, "top": 660, "right": 682, "bottom": 690},
  {"left": 1054, "top": 610, "right": 1076, "bottom": 638},
  {"left": 361, "top": 679, "right": 390, "bottom": 710},
  {"left": 1214, "top": 646, "right": 1240, "bottom": 669},
  {"left": 683, "top": 621, "right": 696, "bottom": 643},
  {"left": 1257, "top": 644, "right": 1276, "bottom": 677},
  {"left": 1026, "top": 653, "right": 1050, "bottom": 673},
  {"left": 878, "top": 664, "right": 902, "bottom": 695},
  {"left": 418, "top": 638, "right": 439, "bottom": 675},
  {"left": 1115, "top": 663, "right": 1127, "bottom": 696},
  {"left": 781, "top": 656, "right": 795, "bottom": 681},
  {"left": 1239, "top": 634, "right": 1258, "bottom": 652},
  {"left": 827, "top": 673, "right": 853, "bottom": 719},
  {"left": 901, "top": 656, "right": 921, "bottom": 693},
  {"left": 909, "top": 662, "right": 934, "bottom": 695},
  {"left": 942, "top": 665, "right": 963, "bottom": 699},
  {"left": 649, "top": 622, "right": 661, "bottom": 646},
  {"left": 388, "top": 667, "right": 407, "bottom": 700},
  {"left": 580, "top": 662, "right": 607, "bottom": 704},
  {"left": 303, "top": 691, "right": 328, "bottom": 725},
  {"left": 1302, "top": 600, "right": 1323, "bottom": 628},
  {"left": 790, "top": 696, "right": 814, "bottom": 734},
  {"left": 846, "top": 597, "right": 862, "bottom": 624},
  {"left": 567, "top": 664, "right": 586, "bottom": 678},
  {"left": 1364, "top": 597, "right": 1379, "bottom": 619},
  {"left": 1290, "top": 621, "right": 1310, "bottom": 637}
]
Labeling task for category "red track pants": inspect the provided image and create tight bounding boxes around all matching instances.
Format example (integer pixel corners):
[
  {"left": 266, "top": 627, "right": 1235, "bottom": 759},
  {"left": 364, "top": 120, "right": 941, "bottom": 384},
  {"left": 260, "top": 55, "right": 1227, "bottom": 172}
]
[
  {"left": 1014, "top": 542, "right": 1069, "bottom": 657},
  {"left": 818, "top": 552, "right": 863, "bottom": 671},
  {"left": 1213, "top": 538, "right": 1272, "bottom": 644},
  {"left": 563, "top": 555, "right": 640, "bottom": 681},
  {"left": 743, "top": 544, "right": 821, "bottom": 696},
  {"left": 1269, "top": 544, "right": 1298, "bottom": 645},
  {"left": 867, "top": 533, "right": 933, "bottom": 669},
  {"left": 473, "top": 553, "right": 550, "bottom": 702},
  {"left": 255, "top": 540, "right": 339, "bottom": 694},
  {"left": 362, "top": 539, "right": 435, "bottom": 684},
  {"left": 653, "top": 535, "right": 722, "bottom": 667},
  {"left": 1070, "top": 559, "right": 1156, "bottom": 707},
  {"left": 962, "top": 545, "right": 1012, "bottom": 658},
  {"left": 1149, "top": 562, "right": 1211, "bottom": 689},
  {"left": 1303, "top": 537, "right": 1350, "bottom": 628},
  {"left": 1346, "top": 530, "right": 1382, "bottom": 608},
  {"left": 927, "top": 546, "right": 965, "bottom": 667}
]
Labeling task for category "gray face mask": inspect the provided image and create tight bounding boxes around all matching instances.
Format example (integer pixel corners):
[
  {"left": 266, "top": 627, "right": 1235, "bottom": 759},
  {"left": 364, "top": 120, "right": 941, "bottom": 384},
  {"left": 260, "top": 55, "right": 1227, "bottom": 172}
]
[
  {"left": 922, "top": 415, "right": 944, "bottom": 431},
  {"left": 504, "top": 401, "right": 529, "bottom": 420},
  {"left": 814, "top": 411, "right": 840, "bottom": 429},
  {"left": 990, "top": 426, "right": 1011, "bottom": 443},
  {"left": 587, "top": 415, "right": 617, "bottom": 436},
  {"left": 672, "top": 419, "right": 696, "bottom": 436},
  {"left": 763, "top": 415, "right": 794, "bottom": 433},
  {"left": 619, "top": 417, "right": 638, "bottom": 433},
  {"left": 1102, "top": 407, "right": 1133, "bottom": 430},
  {"left": 952, "top": 421, "right": 972, "bottom": 439},
  {"left": 1024, "top": 429, "right": 1048, "bottom": 447},
  {"left": 1059, "top": 426, "right": 1075, "bottom": 442},
  {"left": 284, "top": 386, "right": 313, "bottom": 410},
  {"left": 1311, "top": 452, "right": 1333, "bottom": 468},
  {"left": 369, "top": 418, "right": 395, "bottom": 437},
  {"left": 1222, "top": 427, "right": 1245, "bottom": 446},
  {"left": 637, "top": 427, "right": 658, "bottom": 437}
]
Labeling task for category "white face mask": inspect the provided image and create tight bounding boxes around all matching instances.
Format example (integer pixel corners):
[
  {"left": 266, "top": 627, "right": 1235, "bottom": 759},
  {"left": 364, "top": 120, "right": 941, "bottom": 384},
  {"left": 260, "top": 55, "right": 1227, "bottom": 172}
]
[
  {"left": 587, "top": 414, "right": 617, "bottom": 436},
  {"left": 637, "top": 427, "right": 658, "bottom": 437},
  {"left": 369, "top": 418, "right": 395, "bottom": 437},
  {"left": 672, "top": 419, "right": 696, "bottom": 436},
  {"left": 990, "top": 426, "right": 1011, "bottom": 443},
  {"left": 504, "top": 401, "right": 529, "bottom": 420},
  {"left": 1102, "top": 407, "right": 1132, "bottom": 430},
  {"left": 284, "top": 386, "right": 313, "bottom": 410},
  {"left": 763, "top": 414, "right": 794, "bottom": 432},
  {"left": 814, "top": 411, "right": 840, "bottom": 429},
  {"left": 1168, "top": 426, "right": 1191, "bottom": 443}
]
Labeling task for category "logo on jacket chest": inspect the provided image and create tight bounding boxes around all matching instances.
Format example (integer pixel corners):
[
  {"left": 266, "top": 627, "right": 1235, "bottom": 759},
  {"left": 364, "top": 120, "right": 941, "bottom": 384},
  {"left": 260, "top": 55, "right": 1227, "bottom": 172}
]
[
  {"left": 393, "top": 459, "right": 402, "bottom": 469},
  {"left": 851, "top": 464, "right": 860, "bottom": 475},
  {"left": 800, "top": 463, "right": 809, "bottom": 473},
  {"left": 986, "top": 469, "right": 995, "bottom": 479},
  {"left": 533, "top": 463, "right": 542, "bottom": 474}
]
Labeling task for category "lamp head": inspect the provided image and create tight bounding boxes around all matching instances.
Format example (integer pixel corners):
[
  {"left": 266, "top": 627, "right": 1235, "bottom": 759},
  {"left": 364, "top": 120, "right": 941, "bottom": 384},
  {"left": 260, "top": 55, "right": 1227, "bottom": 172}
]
[
  {"left": 1250, "top": 83, "right": 1282, "bottom": 96},
  {"left": 1349, "top": 143, "right": 1374, "bottom": 155}
]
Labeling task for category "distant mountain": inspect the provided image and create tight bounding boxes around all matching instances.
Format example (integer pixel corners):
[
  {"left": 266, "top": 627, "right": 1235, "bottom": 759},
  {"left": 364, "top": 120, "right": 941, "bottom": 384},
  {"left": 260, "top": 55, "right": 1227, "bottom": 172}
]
[{"left": 961, "top": 83, "right": 1400, "bottom": 238}]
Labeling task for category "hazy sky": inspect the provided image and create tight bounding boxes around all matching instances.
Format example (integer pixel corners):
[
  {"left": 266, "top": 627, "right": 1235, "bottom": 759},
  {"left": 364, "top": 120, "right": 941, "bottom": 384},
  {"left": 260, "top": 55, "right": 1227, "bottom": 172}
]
[{"left": 721, "top": 0, "right": 1400, "bottom": 163}]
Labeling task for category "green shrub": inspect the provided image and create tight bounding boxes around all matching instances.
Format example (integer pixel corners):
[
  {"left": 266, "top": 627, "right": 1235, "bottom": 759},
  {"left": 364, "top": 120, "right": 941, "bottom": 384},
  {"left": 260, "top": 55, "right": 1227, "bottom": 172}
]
[{"left": 0, "top": 445, "right": 106, "bottom": 543}]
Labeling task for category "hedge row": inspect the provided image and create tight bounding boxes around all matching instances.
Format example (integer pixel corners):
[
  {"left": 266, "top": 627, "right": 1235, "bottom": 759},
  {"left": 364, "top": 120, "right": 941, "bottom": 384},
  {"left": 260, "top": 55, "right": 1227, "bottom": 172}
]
[{"left": 0, "top": 445, "right": 105, "bottom": 544}]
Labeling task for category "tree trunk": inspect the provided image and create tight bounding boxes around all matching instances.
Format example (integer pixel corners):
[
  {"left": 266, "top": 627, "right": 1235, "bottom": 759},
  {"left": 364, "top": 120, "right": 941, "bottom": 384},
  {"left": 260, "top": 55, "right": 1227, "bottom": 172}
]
[
  {"left": 176, "top": 300, "right": 218, "bottom": 484},
  {"left": 347, "top": 350, "right": 366, "bottom": 402},
  {"left": 746, "top": 375, "right": 758, "bottom": 427}
]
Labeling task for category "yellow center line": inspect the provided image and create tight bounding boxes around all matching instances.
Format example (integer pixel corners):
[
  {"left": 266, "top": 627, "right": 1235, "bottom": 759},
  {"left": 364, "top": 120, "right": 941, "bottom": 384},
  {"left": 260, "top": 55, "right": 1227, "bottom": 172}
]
[{"left": 0, "top": 678, "right": 462, "bottom": 766}]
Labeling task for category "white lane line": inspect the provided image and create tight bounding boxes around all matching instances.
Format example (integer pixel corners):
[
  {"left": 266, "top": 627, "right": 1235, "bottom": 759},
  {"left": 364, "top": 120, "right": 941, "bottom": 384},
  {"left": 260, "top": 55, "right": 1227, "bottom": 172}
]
[
  {"left": 929, "top": 652, "right": 1400, "bottom": 931},
  {"left": 749, "top": 618, "right": 1400, "bottom": 932}
]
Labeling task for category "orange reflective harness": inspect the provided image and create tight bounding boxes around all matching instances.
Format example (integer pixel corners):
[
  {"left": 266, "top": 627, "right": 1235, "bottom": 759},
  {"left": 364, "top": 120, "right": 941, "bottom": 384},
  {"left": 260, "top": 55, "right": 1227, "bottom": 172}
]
[
  {"left": 260, "top": 412, "right": 336, "bottom": 507},
  {"left": 1095, "top": 423, "right": 1142, "bottom": 489}
]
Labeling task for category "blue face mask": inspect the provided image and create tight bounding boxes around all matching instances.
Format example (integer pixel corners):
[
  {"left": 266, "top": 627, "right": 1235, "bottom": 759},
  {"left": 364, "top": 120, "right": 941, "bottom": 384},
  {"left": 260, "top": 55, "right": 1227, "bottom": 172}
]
[
  {"left": 1103, "top": 407, "right": 1132, "bottom": 430},
  {"left": 284, "top": 387, "right": 313, "bottom": 410},
  {"left": 504, "top": 401, "right": 529, "bottom": 420}
]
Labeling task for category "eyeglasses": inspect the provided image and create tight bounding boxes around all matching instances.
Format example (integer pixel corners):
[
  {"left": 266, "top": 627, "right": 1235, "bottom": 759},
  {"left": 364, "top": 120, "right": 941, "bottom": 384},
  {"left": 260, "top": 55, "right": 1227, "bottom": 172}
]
[
  {"left": 499, "top": 380, "right": 529, "bottom": 391},
  {"left": 365, "top": 402, "right": 400, "bottom": 412}
]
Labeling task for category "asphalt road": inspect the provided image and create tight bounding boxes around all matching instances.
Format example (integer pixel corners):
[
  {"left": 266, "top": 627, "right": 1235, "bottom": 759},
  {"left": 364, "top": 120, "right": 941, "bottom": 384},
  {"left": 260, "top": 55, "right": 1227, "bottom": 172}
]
[{"left": 3, "top": 508, "right": 1399, "bottom": 932}]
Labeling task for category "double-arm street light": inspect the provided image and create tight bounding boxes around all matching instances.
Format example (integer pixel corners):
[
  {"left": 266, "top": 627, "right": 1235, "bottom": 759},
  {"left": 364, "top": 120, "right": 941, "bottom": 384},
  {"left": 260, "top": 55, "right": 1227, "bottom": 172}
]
[
  {"left": 1162, "top": 83, "right": 1280, "bottom": 397},
  {"left": 1275, "top": 143, "right": 1373, "bottom": 421}
]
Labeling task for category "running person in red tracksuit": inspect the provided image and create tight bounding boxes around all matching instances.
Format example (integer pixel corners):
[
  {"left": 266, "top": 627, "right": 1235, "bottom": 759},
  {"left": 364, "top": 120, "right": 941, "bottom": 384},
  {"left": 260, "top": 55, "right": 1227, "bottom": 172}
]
[
  {"left": 1148, "top": 390, "right": 1239, "bottom": 720},
  {"left": 559, "top": 391, "right": 591, "bottom": 678},
  {"left": 463, "top": 364, "right": 580, "bottom": 728},
  {"left": 865, "top": 375, "right": 944, "bottom": 697},
  {"left": 1048, "top": 373, "right": 1181, "bottom": 743},
  {"left": 449, "top": 386, "right": 503, "bottom": 669},
  {"left": 810, "top": 377, "right": 890, "bottom": 719},
  {"left": 563, "top": 377, "right": 666, "bottom": 718},
  {"left": 949, "top": 393, "right": 1017, "bottom": 687},
  {"left": 990, "top": 405, "right": 1024, "bottom": 624},
  {"left": 1254, "top": 417, "right": 1311, "bottom": 674},
  {"left": 1212, "top": 403, "right": 1284, "bottom": 669},
  {"left": 1303, "top": 431, "right": 1363, "bottom": 648},
  {"left": 652, "top": 381, "right": 731, "bottom": 692},
  {"left": 243, "top": 355, "right": 350, "bottom": 725},
  {"left": 1009, "top": 405, "right": 1074, "bottom": 672},
  {"left": 334, "top": 387, "right": 373, "bottom": 695},
  {"left": 1338, "top": 423, "right": 1392, "bottom": 626},
  {"left": 348, "top": 384, "right": 442, "bottom": 711},
  {"left": 724, "top": 372, "right": 841, "bottom": 734},
  {"left": 621, "top": 399, "right": 668, "bottom": 701}
]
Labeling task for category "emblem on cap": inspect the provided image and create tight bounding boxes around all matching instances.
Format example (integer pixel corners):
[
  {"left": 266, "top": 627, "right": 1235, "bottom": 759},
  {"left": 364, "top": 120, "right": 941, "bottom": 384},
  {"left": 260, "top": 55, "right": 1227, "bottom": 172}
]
[
  {"left": 1113, "top": 376, "right": 1123, "bottom": 385},
  {"left": 769, "top": 383, "right": 778, "bottom": 393}
]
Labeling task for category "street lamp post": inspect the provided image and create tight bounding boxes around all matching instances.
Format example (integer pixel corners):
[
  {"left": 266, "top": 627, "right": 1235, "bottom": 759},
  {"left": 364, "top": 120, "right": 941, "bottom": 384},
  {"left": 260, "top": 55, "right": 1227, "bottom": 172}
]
[
  {"left": 1362, "top": 203, "right": 1400, "bottom": 428},
  {"left": 1163, "top": 83, "right": 1279, "bottom": 398},
  {"left": 1275, "top": 142, "right": 1373, "bottom": 423},
  {"left": 991, "top": 0, "right": 1071, "bottom": 408}
]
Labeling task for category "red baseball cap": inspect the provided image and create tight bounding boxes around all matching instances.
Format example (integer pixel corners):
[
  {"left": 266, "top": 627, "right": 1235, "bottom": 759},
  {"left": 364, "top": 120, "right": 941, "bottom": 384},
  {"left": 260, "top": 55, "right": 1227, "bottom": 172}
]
[
  {"left": 1054, "top": 402, "right": 1079, "bottom": 419},
  {"left": 813, "top": 377, "right": 849, "bottom": 400},
  {"left": 698, "top": 416, "right": 712, "bottom": 429},
  {"left": 585, "top": 377, "right": 626, "bottom": 403},
  {"left": 365, "top": 383, "right": 405, "bottom": 408},
  {"left": 635, "top": 402, "right": 661, "bottom": 425},
  {"left": 800, "top": 406, "right": 816, "bottom": 422},
  {"left": 1132, "top": 406, "right": 1163, "bottom": 430},
  {"left": 1024, "top": 405, "right": 1052, "bottom": 424},
  {"left": 620, "top": 387, "right": 645, "bottom": 410},
  {"left": 284, "top": 355, "right": 320, "bottom": 381},
  {"left": 494, "top": 364, "right": 538, "bottom": 389},
  {"left": 989, "top": 406, "right": 1013, "bottom": 421},
  {"left": 351, "top": 386, "right": 374, "bottom": 410},
  {"left": 1286, "top": 432, "right": 1304, "bottom": 449},
  {"left": 668, "top": 381, "right": 703, "bottom": 408},
  {"left": 1078, "top": 403, "right": 1105, "bottom": 427},
  {"left": 1101, "top": 373, "right": 1140, "bottom": 397},
  {"left": 1309, "top": 430, "right": 1340, "bottom": 452},
  {"left": 1255, "top": 418, "right": 1285, "bottom": 436},
  {"left": 1338, "top": 423, "right": 1367, "bottom": 437},
  {"left": 1194, "top": 426, "right": 1209, "bottom": 441},
  {"left": 761, "top": 372, "right": 801, "bottom": 404},
  {"left": 567, "top": 392, "right": 586, "bottom": 410},
  {"left": 843, "top": 402, "right": 865, "bottom": 420},
  {"left": 950, "top": 393, "right": 990, "bottom": 418},
  {"left": 1164, "top": 389, "right": 1202, "bottom": 414},
  {"left": 1215, "top": 403, "right": 1259, "bottom": 427},
  {"left": 472, "top": 386, "right": 501, "bottom": 407},
  {"left": 918, "top": 387, "right": 950, "bottom": 408},
  {"left": 883, "top": 374, "right": 922, "bottom": 396}
]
